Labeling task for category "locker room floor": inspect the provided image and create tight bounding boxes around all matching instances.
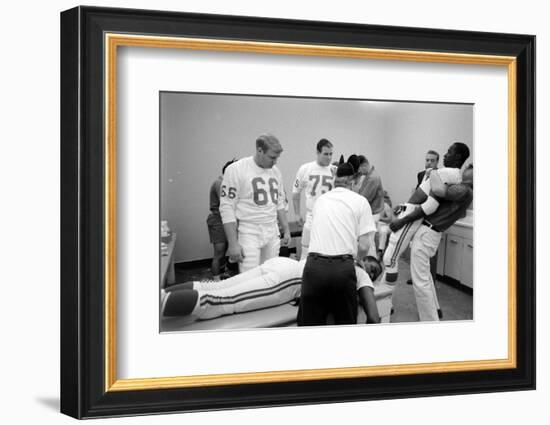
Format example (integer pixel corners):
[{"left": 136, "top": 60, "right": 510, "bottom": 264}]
[{"left": 173, "top": 257, "right": 473, "bottom": 323}]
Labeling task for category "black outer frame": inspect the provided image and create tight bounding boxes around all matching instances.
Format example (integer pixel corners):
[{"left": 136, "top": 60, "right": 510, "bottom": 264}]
[{"left": 60, "top": 6, "right": 536, "bottom": 419}]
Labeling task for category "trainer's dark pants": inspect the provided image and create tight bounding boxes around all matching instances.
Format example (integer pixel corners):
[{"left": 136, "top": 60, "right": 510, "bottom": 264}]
[{"left": 297, "top": 255, "right": 357, "bottom": 326}]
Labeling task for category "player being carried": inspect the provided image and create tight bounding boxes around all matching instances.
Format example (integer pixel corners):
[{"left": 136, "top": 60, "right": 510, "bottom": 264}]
[
  {"left": 161, "top": 255, "right": 383, "bottom": 324},
  {"left": 383, "top": 142, "right": 470, "bottom": 283},
  {"left": 292, "top": 138, "right": 336, "bottom": 259}
]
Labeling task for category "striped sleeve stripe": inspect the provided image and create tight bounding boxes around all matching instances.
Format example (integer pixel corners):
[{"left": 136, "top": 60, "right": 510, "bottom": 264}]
[{"left": 388, "top": 221, "right": 414, "bottom": 268}]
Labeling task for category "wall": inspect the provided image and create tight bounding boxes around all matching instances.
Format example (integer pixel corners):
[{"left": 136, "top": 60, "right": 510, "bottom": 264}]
[
  {"left": 161, "top": 92, "right": 388, "bottom": 262},
  {"left": 382, "top": 103, "right": 473, "bottom": 205},
  {"left": 162, "top": 94, "right": 471, "bottom": 262}
]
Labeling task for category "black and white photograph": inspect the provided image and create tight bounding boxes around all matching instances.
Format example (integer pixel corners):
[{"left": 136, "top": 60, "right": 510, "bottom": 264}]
[{"left": 159, "top": 92, "right": 474, "bottom": 332}]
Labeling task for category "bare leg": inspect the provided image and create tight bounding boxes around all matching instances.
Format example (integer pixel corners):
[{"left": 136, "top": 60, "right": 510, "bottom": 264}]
[{"left": 211, "top": 241, "right": 227, "bottom": 279}]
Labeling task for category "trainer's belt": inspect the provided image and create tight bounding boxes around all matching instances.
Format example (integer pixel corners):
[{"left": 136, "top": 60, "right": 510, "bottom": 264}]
[
  {"left": 308, "top": 253, "right": 354, "bottom": 261},
  {"left": 422, "top": 219, "right": 441, "bottom": 233}
]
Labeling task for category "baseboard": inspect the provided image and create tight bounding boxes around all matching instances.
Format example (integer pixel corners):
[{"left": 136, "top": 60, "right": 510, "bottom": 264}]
[
  {"left": 175, "top": 247, "right": 297, "bottom": 270},
  {"left": 437, "top": 274, "right": 473, "bottom": 295}
]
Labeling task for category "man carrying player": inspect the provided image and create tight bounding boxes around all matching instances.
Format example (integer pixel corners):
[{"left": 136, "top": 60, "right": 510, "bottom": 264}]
[
  {"left": 383, "top": 142, "right": 470, "bottom": 283},
  {"left": 390, "top": 164, "right": 474, "bottom": 321},
  {"left": 292, "top": 138, "right": 336, "bottom": 259},
  {"left": 219, "top": 134, "right": 291, "bottom": 273}
]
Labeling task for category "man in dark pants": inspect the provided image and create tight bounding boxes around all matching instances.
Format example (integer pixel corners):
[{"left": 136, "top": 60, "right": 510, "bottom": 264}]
[{"left": 297, "top": 162, "right": 377, "bottom": 326}]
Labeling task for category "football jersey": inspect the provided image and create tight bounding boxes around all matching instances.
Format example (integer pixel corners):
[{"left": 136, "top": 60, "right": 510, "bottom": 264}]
[
  {"left": 292, "top": 161, "right": 336, "bottom": 213},
  {"left": 309, "top": 187, "right": 376, "bottom": 257},
  {"left": 355, "top": 266, "right": 375, "bottom": 290},
  {"left": 219, "top": 156, "right": 286, "bottom": 225},
  {"left": 419, "top": 167, "right": 462, "bottom": 195}
]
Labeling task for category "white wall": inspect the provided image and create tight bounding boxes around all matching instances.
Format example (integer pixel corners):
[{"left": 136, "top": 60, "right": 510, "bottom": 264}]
[
  {"left": 382, "top": 103, "right": 473, "bottom": 205},
  {"left": 162, "top": 94, "right": 471, "bottom": 262},
  {"left": 2, "top": 1, "right": 546, "bottom": 425},
  {"left": 161, "top": 93, "right": 389, "bottom": 262}
]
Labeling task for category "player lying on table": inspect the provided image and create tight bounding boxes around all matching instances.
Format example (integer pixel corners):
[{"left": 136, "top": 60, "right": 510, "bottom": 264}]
[{"left": 162, "top": 256, "right": 383, "bottom": 324}]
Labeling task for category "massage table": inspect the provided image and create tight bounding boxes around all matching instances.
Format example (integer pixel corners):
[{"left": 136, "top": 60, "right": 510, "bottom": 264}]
[{"left": 161, "top": 282, "right": 394, "bottom": 332}]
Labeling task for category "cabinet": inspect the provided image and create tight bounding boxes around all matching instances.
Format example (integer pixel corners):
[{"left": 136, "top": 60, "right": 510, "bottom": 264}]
[
  {"left": 444, "top": 235, "right": 463, "bottom": 281},
  {"left": 461, "top": 238, "right": 473, "bottom": 288},
  {"left": 436, "top": 234, "right": 446, "bottom": 275},
  {"left": 437, "top": 224, "right": 473, "bottom": 288}
]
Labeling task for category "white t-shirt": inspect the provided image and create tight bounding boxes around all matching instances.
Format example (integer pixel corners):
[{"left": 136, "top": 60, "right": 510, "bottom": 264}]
[
  {"left": 292, "top": 161, "right": 336, "bottom": 213},
  {"left": 219, "top": 156, "right": 286, "bottom": 225},
  {"left": 308, "top": 187, "right": 376, "bottom": 257}
]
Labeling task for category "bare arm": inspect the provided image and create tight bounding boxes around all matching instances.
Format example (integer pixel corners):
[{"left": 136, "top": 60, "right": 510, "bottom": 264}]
[
  {"left": 358, "top": 287, "right": 380, "bottom": 324},
  {"left": 432, "top": 184, "right": 472, "bottom": 202},
  {"left": 379, "top": 203, "right": 394, "bottom": 223},
  {"left": 389, "top": 205, "right": 425, "bottom": 232},
  {"left": 277, "top": 208, "right": 291, "bottom": 246},
  {"left": 223, "top": 222, "right": 244, "bottom": 263}
]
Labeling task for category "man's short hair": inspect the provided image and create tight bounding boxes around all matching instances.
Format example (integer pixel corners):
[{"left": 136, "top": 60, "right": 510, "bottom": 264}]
[
  {"left": 426, "top": 150, "right": 439, "bottom": 161},
  {"left": 346, "top": 154, "right": 360, "bottom": 174},
  {"left": 452, "top": 142, "right": 470, "bottom": 167},
  {"left": 334, "top": 163, "right": 355, "bottom": 187},
  {"left": 316, "top": 138, "right": 333, "bottom": 153},
  {"left": 256, "top": 133, "right": 283, "bottom": 153},
  {"left": 336, "top": 163, "right": 355, "bottom": 177},
  {"left": 357, "top": 155, "right": 369, "bottom": 166},
  {"left": 364, "top": 256, "right": 383, "bottom": 282}
]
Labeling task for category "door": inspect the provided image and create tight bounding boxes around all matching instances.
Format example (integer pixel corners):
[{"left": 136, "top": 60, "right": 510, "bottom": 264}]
[{"left": 444, "top": 235, "right": 463, "bottom": 281}]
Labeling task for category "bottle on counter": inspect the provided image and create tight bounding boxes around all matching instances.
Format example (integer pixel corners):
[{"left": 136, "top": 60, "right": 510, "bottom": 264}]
[{"left": 160, "top": 220, "right": 171, "bottom": 244}]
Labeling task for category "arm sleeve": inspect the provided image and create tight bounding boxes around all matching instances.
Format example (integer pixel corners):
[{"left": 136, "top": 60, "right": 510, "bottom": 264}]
[
  {"left": 355, "top": 266, "right": 374, "bottom": 290},
  {"left": 292, "top": 165, "right": 306, "bottom": 194},
  {"left": 219, "top": 165, "right": 239, "bottom": 224},
  {"left": 276, "top": 169, "right": 286, "bottom": 211},
  {"left": 359, "top": 175, "right": 381, "bottom": 204},
  {"left": 420, "top": 195, "right": 440, "bottom": 215}
]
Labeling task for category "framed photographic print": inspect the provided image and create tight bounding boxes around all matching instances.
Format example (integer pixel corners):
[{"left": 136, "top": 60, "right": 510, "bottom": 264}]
[{"left": 60, "top": 5, "right": 535, "bottom": 419}]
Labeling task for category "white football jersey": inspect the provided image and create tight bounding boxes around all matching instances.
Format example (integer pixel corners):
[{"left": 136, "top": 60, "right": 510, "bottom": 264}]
[
  {"left": 219, "top": 156, "right": 286, "bottom": 225},
  {"left": 419, "top": 167, "right": 462, "bottom": 195},
  {"left": 355, "top": 266, "right": 375, "bottom": 290},
  {"left": 292, "top": 161, "right": 336, "bottom": 213}
]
